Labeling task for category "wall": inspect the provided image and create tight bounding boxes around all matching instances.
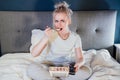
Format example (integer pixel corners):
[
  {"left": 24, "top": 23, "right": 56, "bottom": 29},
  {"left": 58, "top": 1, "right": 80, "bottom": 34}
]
[{"left": 0, "top": 0, "right": 120, "bottom": 43}]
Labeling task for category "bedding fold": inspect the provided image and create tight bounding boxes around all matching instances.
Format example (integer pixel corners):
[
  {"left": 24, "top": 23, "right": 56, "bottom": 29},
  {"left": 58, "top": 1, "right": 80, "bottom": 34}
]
[{"left": 0, "top": 49, "right": 120, "bottom": 80}]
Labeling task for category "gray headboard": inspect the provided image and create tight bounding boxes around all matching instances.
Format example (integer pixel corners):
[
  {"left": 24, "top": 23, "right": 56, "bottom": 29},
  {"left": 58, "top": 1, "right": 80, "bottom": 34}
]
[{"left": 0, "top": 11, "right": 117, "bottom": 57}]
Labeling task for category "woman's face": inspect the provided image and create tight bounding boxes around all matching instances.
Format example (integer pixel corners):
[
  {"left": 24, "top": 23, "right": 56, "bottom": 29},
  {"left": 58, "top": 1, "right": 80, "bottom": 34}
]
[{"left": 53, "top": 12, "right": 71, "bottom": 33}]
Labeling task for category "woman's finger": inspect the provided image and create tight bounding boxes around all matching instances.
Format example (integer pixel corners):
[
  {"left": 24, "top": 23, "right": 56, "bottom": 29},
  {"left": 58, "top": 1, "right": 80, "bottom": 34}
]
[
  {"left": 74, "top": 63, "right": 79, "bottom": 72},
  {"left": 45, "top": 26, "right": 51, "bottom": 31},
  {"left": 75, "top": 67, "right": 79, "bottom": 72}
]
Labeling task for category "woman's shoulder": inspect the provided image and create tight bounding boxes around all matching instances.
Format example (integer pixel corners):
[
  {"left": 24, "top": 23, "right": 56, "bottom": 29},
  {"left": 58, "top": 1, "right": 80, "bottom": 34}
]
[{"left": 71, "top": 31, "right": 80, "bottom": 37}]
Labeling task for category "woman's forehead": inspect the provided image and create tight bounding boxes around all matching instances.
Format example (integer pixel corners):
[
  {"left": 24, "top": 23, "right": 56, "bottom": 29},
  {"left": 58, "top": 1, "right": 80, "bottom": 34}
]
[{"left": 54, "top": 12, "right": 69, "bottom": 20}]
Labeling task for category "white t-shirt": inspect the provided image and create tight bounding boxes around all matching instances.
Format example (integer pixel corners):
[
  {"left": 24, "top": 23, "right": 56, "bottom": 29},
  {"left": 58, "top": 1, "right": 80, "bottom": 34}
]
[{"left": 30, "top": 29, "right": 82, "bottom": 63}]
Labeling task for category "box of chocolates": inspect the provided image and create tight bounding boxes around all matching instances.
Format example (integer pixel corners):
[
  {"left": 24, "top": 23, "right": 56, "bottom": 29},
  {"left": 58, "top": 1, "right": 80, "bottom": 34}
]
[{"left": 49, "top": 66, "right": 69, "bottom": 77}]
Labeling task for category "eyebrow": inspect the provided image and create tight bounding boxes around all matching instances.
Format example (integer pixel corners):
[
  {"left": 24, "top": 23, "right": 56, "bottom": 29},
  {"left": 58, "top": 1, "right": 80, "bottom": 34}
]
[
  {"left": 61, "top": 20, "right": 64, "bottom": 22},
  {"left": 55, "top": 19, "right": 65, "bottom": 21}
]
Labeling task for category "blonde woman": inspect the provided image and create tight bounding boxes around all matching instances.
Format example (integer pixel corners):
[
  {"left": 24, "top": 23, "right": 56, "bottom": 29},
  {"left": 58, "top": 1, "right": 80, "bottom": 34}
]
[{"left": 27, "top": 1, "right": 85, "bottom": 80}]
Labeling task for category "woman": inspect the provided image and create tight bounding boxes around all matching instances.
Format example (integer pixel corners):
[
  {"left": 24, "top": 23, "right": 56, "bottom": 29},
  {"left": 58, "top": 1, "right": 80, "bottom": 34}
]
[{"left": 27, "top": 1, "right": 84, "bottom": 80}]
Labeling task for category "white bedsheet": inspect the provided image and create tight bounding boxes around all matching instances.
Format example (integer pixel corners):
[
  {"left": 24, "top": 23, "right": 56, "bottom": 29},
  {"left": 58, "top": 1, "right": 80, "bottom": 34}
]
[
  {"left": 88, "top": 49, "right": 120, "bottom": 80},
  {"left": 0, "top": 49, "right": 120, "bottom": 80},
  {"left": 0, "top": 53, "right": 35, "bottom": 80}
]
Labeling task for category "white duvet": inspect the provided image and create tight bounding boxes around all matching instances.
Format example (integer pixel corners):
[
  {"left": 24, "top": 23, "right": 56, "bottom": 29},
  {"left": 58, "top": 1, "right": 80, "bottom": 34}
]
[{"left": 0, "top": 49, "right": 120, "bottom": 80}]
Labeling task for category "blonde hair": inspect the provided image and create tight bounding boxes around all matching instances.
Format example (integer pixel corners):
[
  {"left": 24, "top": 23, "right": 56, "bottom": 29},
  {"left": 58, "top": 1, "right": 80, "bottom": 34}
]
[{"left": 53, "top": 1, "right": 73, "bottom": 21}]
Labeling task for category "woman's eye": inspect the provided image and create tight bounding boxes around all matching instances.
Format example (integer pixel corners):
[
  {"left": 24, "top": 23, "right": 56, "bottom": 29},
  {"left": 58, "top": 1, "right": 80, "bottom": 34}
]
[
  {"left": 55, "top": 20, "right": 58, "bottom": 23},
  {"left": 61, "top": 20, "right": 65, "bottom": 22}
]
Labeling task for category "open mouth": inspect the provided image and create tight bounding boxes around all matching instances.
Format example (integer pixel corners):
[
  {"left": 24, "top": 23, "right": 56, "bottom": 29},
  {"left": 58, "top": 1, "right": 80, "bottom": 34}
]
[{"left": 56, "top": 28, "right": 62, "bottom": 31}]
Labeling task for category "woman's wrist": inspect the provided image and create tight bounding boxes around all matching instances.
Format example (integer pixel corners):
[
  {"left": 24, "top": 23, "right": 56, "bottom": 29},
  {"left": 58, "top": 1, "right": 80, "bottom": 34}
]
[{"left": 76, "top": 58, "right": 84, "bottom": 67}]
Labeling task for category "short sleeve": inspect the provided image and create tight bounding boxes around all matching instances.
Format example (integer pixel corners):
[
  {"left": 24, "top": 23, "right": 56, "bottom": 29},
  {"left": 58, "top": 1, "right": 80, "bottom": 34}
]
[
  {"left": 30, "top": 29, "right": 45, "bottom": 52},
  {"left": 74, "top": 35, "right": 82, "bottom": 48}
]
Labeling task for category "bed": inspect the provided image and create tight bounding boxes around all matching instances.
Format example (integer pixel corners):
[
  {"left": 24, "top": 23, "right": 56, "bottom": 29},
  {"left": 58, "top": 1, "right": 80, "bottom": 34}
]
[{"left": 0, "top": 11, "right": 120, "bottom": 80}]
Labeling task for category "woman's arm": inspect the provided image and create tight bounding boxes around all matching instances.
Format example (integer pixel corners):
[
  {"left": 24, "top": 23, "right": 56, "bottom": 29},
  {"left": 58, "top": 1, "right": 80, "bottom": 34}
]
[
  {"left": 74, "top": 47, "right": 85, "bottom": 72},
  {"left": 31, "top": 27, "right": 53, "bottom": 57},
  {"left": 31, "top": 36, "right": 49, "bottom": 57}
]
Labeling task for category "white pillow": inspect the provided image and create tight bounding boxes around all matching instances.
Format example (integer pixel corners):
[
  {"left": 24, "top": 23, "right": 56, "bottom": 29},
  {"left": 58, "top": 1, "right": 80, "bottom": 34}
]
[
  {"left": 30, "top": 29, "right": 43, "bottom": 51},
  {"left": 30, "top": 29, "right": 48, "bottom": 62}
]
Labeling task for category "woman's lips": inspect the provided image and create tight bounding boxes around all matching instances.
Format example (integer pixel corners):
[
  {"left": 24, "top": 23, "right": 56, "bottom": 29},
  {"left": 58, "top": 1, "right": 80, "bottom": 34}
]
[{"left": 56, "top": 28, "right": 62, "bottom": 31}]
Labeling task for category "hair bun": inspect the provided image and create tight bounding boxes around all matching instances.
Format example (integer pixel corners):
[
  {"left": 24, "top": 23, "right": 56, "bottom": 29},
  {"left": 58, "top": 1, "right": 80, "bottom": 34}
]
[
  {"left": 53, "top": 1, "right": 73, "bottom": 19},
  {"left": 54, "top": 1, "right": 69, "bottom": 9}
]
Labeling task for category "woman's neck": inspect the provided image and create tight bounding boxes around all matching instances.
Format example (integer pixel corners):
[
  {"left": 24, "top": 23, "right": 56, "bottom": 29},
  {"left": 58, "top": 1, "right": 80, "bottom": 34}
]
[{"left": 58, "top": 30, "right": 70, "bottom": 40}]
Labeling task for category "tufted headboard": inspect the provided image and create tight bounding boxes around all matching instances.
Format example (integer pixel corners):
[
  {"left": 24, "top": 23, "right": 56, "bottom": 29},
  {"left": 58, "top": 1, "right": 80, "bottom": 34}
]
[{"left": 0, "top": 11, "right": 117, "bottom": 57}]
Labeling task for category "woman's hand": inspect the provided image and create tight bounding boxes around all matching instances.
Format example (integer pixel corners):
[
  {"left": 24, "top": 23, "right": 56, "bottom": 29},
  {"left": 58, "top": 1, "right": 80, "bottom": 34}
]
[
  {"left": 44, "top": 26, "right": 58, "bottom": 42},
  {"left": 44, "top": 26, "right": 53, "bottom": 39},
  {"left": 74, "top": 62, "right": 82, "bottom": 72}
]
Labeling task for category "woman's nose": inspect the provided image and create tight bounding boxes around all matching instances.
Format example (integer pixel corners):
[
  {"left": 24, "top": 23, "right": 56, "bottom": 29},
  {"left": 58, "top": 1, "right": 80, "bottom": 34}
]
[{"left": 58, "top": 22, "right": 61, "bottom": 26}]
